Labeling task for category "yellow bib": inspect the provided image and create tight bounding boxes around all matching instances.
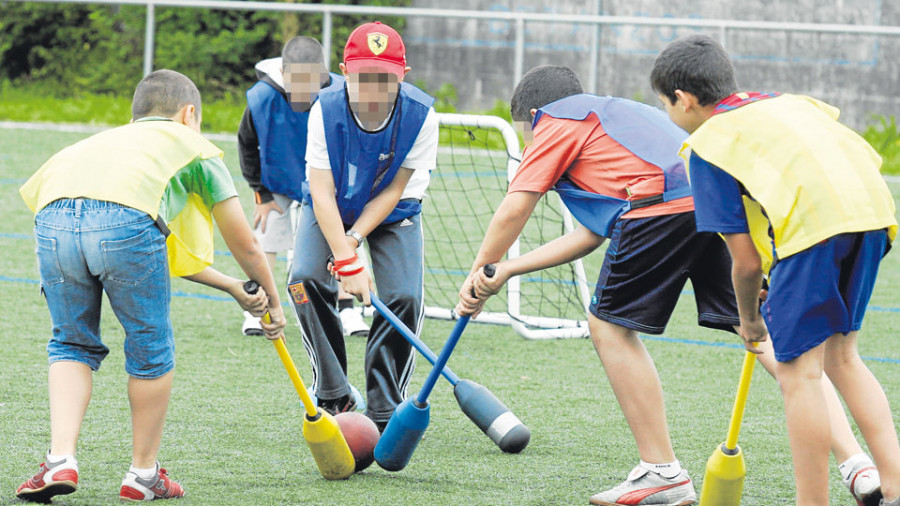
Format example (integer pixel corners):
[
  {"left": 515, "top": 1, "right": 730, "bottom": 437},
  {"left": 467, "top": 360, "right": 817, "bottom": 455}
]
[
  {"left": 682, "top": 94, "right": 897, "bottom": 271},
  {"left": 20, "top": 121, "right": 224, "bottom": 276}
]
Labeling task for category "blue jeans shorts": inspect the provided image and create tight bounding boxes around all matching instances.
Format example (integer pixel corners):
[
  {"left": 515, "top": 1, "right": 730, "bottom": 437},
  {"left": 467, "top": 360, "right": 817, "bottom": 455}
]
[{"left": 35, "top": 198, "right": 174, "bottom": 379}]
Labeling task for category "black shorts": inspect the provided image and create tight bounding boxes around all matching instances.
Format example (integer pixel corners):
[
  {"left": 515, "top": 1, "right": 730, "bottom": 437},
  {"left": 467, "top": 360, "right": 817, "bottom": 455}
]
[{"left": 589, "top": 212, "right": 740, "bottom": 335}]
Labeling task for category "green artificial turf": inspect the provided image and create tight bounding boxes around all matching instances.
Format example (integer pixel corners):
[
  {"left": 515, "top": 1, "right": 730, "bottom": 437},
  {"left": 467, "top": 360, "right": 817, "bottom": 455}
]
[{"left": 0, "top": 126, "right": 898, "bottom": 505}]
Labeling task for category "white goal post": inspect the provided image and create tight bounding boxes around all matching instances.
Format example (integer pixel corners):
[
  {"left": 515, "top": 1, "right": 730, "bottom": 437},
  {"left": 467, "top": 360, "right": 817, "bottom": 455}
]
[{"left": 420, "top": 112, "right": 592, "bottom": 339}]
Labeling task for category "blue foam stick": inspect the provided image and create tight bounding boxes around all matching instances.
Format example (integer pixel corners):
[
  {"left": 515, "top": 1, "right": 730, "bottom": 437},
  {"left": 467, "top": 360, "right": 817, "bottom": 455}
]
[
  {"left": 417, "top": 314, "right": 470, "bottom": 403},
  {"left": 370, "top": 293, "right": 460, "bottom": 385},
  {"left": 374, "top": 314, "right": 471, "bottom": 471}
]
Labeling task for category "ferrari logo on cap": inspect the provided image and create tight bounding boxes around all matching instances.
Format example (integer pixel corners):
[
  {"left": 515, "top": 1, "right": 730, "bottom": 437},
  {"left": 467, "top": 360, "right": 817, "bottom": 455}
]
[{"left": 368, "top": 32, "right": 388, "bottom": 55}]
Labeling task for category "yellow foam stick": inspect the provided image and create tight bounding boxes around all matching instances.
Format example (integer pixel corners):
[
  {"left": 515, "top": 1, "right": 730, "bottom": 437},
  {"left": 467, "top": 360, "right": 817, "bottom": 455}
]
[
  {"left": 249, "top": 280, "right": 354, "bottom": 481},
  {"left": 700, "top": 345, "right": 758, "bottom": 505}
]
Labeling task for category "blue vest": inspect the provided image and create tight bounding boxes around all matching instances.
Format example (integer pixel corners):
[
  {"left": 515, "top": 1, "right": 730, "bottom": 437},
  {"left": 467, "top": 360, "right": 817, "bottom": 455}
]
[
  {"left": 246, "top": 72, "right": 344, "bottom": 202},
  {"left": 309, "top": 82, "right": 434, "bottom": 225},
  {"left": 534, "top": 94, "right": 692, "bottom": 237}
]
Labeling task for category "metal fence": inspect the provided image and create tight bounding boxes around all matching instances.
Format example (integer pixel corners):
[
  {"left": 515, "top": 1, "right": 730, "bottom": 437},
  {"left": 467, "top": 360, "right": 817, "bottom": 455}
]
[{"left": 11, "top": 0, "right": 900, "bottom": 97}]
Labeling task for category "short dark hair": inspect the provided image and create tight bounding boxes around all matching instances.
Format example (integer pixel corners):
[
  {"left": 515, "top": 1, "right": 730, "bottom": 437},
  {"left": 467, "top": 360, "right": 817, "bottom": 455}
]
[
  {"left": 131, "top": 69, "right": 201, "bottom": 121},
  {"left": 510, "top": 65, "right": 584, "bottom": 123},
  {"left": 282, "top": 36, "right": 325, "bottom": 67},
  {"left": 651, "top": 33, "right": 737, "bottom": 106}
]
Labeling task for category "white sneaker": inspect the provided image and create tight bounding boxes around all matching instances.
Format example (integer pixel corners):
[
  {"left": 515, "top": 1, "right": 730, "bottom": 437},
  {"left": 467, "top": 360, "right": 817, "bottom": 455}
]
[
  {"left": 340, "top": 307, "right": 369, "bottom": 337},
  {"left": 842, "top": 457, "right": 882, "bottom": 506},
  {"left": 242, "top": 311, "right": 263, "bottom": 336},
  {"left": 589, "top": 466, "right": 697, "bottom": 505}
]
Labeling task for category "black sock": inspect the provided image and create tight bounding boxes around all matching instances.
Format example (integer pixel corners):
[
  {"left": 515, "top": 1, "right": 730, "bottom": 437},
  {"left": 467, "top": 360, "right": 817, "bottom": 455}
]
[{"left": 338, "top": 298, "right": 354, "bottom": 311}]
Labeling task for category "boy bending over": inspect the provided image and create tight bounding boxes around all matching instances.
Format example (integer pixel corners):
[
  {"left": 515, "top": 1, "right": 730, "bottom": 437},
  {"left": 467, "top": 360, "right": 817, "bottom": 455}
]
[
  {"left": 652, "top": 34, "right": 899, "bottom": 506},
  {"left": 16, "top": 69, "right": 285, "bottom": 503}
]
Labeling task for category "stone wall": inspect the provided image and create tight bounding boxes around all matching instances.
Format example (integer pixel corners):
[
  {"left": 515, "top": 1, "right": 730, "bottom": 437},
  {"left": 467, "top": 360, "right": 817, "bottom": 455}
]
[{"left": 401, "top": 0, "right": 900, "bottom": 129}]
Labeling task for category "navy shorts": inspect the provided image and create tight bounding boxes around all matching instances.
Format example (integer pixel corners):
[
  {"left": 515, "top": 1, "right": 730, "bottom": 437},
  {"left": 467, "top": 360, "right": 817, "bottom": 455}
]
[
  {"left": 589, "top": 212, "right": 740, "bottom": 335},
  {"left": 764, "top": 230, "right": 889, "bottom": 362}
]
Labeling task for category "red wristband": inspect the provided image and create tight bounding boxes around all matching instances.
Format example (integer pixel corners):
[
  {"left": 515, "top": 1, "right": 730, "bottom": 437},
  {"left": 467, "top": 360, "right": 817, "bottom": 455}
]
[
  {"left": 332, "top": 254, "right": 359, "bottom": 269},
  {"left": 338, "top": 265, "right": 365, "bottom": 277}
]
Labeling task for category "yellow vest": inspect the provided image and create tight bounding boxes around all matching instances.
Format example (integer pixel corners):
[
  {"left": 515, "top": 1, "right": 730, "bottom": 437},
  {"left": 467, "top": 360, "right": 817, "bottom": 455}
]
[
  {"left": 20, "top": 120, "right": 225, "bottom": 276},
  {"left": 682, "top": 94, "right": 897, "bottom": 272}
]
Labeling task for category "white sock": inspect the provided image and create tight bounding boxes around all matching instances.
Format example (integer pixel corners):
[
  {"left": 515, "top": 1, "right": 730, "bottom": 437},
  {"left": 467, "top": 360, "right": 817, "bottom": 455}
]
[
  {"left": 129, "top": 464, "right": 158, "bottom": 481},
  {"left": 46, "top": 452, "right": 75, "bottom": 465},
  {"left": 838, "top": 452, "right": 872, "bottom": 481},
  {"left": 640, "top": 459, "right": 682, "bottom": 479}
]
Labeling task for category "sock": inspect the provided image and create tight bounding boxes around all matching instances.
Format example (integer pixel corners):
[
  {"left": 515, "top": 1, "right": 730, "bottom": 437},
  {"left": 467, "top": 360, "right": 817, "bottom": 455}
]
[
  {"left": 129, "top": 464, "right": 158, "bottom": 481},
  {"left": 47, "top": 452, "right": 75, "bottom": 466},
  {"left": 338, "top": 298, "right": 354, "bottom": 311},
  {"left": 838, "top": 452, "right": 873, "bottom": 481},
  {"left": 884, "top": 495, "right": 900, "bottom": 506},
  {"left": 640, "top": 459, "right": 682, "bottom": 479}
]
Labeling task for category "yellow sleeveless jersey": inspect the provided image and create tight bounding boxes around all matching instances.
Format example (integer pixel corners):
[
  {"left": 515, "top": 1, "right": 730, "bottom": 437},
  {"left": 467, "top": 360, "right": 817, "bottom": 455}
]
[
  {"left": 20, "top": 120, "right": 224, "bottom": 276},
  {"left": 682, "top": 94, "right": 897, "bottom": 270}
]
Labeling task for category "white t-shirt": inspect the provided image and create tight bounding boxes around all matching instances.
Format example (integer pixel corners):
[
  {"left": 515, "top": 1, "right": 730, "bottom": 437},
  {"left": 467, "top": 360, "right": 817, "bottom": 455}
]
[{"left": 305, "top": 99, "right": 438, "bottom": 201}]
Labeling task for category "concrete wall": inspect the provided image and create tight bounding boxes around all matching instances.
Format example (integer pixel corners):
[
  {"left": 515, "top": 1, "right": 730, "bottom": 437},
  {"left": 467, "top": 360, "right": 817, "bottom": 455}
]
[{"left": 402, "top": 0, "right": 900, "bottom": 129}]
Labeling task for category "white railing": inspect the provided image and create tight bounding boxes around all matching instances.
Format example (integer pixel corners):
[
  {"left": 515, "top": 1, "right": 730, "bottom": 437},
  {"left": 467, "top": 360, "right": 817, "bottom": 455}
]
[{"left": 8, "top": 0, "right": 900, "bottom": 97}]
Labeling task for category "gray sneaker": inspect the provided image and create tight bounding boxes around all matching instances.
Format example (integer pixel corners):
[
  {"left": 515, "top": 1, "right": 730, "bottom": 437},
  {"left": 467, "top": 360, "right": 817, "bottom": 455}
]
[{"left": 589, "top": 466, "right": 697, "bottom": 506}]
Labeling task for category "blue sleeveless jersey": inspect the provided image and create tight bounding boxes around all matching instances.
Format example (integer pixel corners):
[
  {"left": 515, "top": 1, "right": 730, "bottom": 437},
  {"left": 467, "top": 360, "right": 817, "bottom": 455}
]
[
  {"left": 308, "top": 81, "right": 434, "bottom": 225},
  {"left": 534, "top": 94, "right": 692, "bottom": 237},
  {"left": 246, "top": 72, "right": 344, "bottom": 202}
]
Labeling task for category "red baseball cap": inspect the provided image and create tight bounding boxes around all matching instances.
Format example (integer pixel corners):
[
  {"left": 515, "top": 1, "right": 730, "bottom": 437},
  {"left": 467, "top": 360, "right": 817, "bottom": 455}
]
[{"left": 343, "top": 21, "right": 406, "bottom": 76}]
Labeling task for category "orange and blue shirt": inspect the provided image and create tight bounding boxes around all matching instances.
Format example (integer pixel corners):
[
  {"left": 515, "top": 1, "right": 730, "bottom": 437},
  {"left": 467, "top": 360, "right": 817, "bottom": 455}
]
[{"left": 508, "top": 94, "right": 693, "bottom": 237}]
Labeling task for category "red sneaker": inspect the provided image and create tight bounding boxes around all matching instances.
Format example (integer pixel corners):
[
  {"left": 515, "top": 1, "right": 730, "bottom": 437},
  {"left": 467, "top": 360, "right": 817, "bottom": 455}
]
[
  {"left": 119, "top": 465, "right": 185, "bottom": 502},
  {"left": 16, "top": 459, "right": 79, "bottom": 503}
]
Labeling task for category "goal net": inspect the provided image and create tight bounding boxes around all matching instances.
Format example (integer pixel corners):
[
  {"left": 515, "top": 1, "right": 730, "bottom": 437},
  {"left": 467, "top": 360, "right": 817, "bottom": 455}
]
[{"left": 421, "top": 113, "right": 592, "bottom": 339}]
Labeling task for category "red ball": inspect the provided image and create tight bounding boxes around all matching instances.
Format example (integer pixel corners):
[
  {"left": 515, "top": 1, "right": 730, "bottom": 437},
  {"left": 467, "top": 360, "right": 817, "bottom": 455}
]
[{"left": 335, "top": 412, "right": 380, "bottom": 472}]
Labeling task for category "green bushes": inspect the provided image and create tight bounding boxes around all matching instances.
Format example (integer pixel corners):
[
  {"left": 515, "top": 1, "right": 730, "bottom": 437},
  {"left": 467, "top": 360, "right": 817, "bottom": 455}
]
[
  {"left": 862, "top": 115, "right": 900, "bottom": 175},
  {"left": 0, "top": 1, "right": 408, "bottom": 100}
]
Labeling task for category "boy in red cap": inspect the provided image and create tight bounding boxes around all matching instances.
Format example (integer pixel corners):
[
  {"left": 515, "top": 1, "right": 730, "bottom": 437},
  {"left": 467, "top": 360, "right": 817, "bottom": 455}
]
[{"left": 287, "top": 21, "right": 438, "bottom": 430}]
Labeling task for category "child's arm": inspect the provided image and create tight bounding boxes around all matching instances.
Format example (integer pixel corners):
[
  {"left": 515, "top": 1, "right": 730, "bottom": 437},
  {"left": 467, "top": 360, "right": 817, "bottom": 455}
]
[
  {"left": 347, "top": 167, "right": 415, "bottom": 241},
  {"left": 723, "top": 232, "right": 767, "bottom": 354},
  {"left": 457, "top": 224, "right": 603, "bottom": 317},
  {"left": 308, "top": 164, "right": 416, "bottom": 305},
  {"left": 307, "top": 167, "right": 387, "bottom": 305},
  {"left": 182, "top": 267, "right": 269, "bottom": 314},
  {"left": 474, "top": 223, "right": 604, "bottom": 296},
  {"left": 210, "top": 196, "right": 286, "bottom": 338},
  {"left": 470, "top": 191, "right": 542, "bottom": 271},
  {"left": 455, "top": 191, "right": 543, "bottom": 317}
]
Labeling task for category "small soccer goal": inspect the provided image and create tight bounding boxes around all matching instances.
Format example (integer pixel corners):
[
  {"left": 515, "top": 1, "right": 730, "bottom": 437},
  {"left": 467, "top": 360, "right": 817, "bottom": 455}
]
[{"left": 421, "top": 113, "right": 592, "bottom": 339}]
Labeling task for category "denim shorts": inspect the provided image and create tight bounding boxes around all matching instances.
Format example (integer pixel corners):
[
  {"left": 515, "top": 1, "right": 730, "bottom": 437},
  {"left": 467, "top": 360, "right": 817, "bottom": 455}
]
[{"left": 35, "top": 198, "right": 174, "bottom": 379}]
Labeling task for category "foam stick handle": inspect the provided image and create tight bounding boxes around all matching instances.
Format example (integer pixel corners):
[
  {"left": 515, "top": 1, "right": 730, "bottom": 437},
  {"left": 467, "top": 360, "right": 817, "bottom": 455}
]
[
  {"left": 370, "top": 293, "right": 460, "bottom": 385},
  {"left": 416, "top": 315, "right": 470, "bottom": 404},
  {"left": 724, "top": 347, "right": 758, "bottom": 451},
  {"left": 414, "top": 265, "right": 492, "bottom": 404},
  {"left": 244, "top": 280, "right": 319, "bottom": 419}
]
